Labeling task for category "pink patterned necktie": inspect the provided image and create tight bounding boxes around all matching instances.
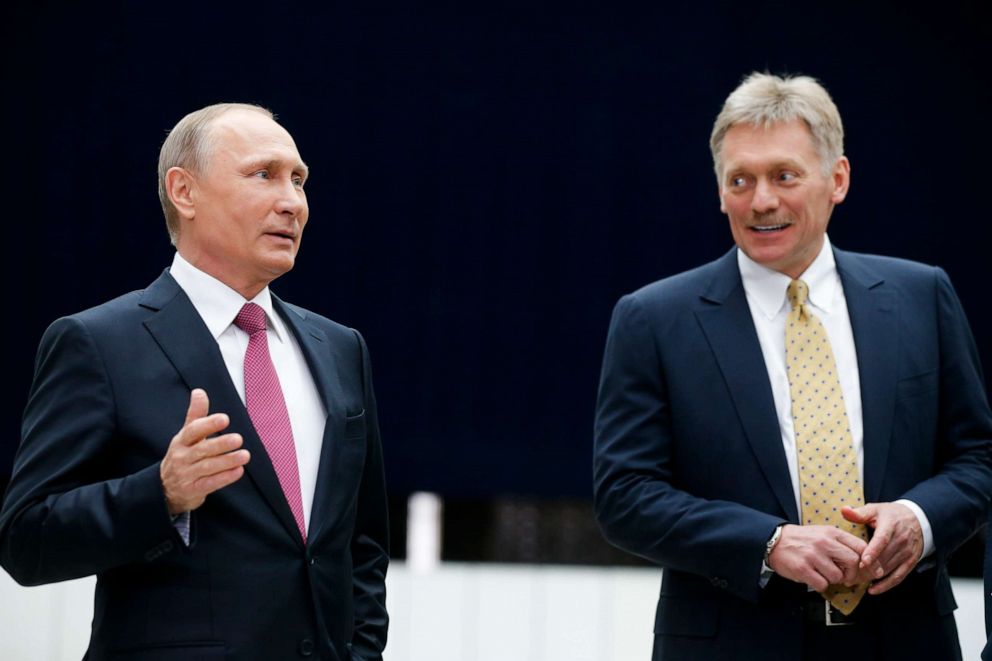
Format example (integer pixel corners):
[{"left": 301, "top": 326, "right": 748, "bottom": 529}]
[{"left": 234, "top": 303, "right": 306, "bottom": 542}]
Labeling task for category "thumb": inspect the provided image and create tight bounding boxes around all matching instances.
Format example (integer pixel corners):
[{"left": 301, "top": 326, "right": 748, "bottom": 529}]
[
  {"left": 841, "top": 504, "right": 876, "bottom": 525},
  {"left": 185, "top": 388, "right": 210, "bottom": 425}
]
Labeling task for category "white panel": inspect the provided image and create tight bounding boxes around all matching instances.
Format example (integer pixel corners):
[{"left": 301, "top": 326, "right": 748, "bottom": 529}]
[
  {"left": 539, "top": 566, "right": 610, "bottom": 661},
  {"left": 1, "top": 564, "right": 988, "bottom": 661},
  {"left": 953, "top": 578, "right": 987, "bottom": 661},
  {"left": 405, "top": 564, "right": 475, "bottom": 661},
  {"left": 0, "top": 572, "right": 94, "bottom": 661},
  {"left": 606, "top": 568, "right": 661, "bottom": 661},
  {"left": 382, "top": 564, "right": 411, "bottom": 661},
  {"left": 473, "top": 566, "right": 538, "bottom": 661}
]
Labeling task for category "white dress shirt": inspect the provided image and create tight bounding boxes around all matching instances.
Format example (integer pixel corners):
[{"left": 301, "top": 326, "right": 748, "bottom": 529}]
[
  {"left": 170, "top": 252, "right": 327, "bottom": 532},
  {"left": 738, "top": 236, "right": 933, "bottom": 558}
]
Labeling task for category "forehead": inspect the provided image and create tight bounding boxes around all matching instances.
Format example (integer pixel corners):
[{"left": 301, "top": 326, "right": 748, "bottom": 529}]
[
  {"left": 208, "top": 110, "right": 304, "bottom": 165},
  {"left": 721, "top": 120, "right": 819, "bottom": 170}
]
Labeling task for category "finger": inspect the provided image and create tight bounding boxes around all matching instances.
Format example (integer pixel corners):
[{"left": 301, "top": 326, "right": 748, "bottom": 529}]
[
  {"left": 179, "top": 413, "right": 231, "bottom": 447},
  {"left": 867, "top": 558, "right": 914, "bottom": 595},
  {"left": 827, "top": 538, "right": 863, "bottom": 570},
  {"left": 805, "top": 569, "right": 830, "bottom": 593},
  {"left": 190, "top": 433, "right": 244, "bottom": 462},
  {"left": 858, "top": 533, "right": 888, "bottom": 577},
  {"left": 840, "top": 564, "right": 865, "bottom": 586},
  {"left": 191, "top": 449, "right": 251, "bottom": 479},
  {"left": 859, "top": 523, "right": 895, "bottom": 573},
  {"left": 184, "top": 389, "right": 209, "bottom": 426},
  {"left": 831, "top": 529, "right": 868, "bottom": 555},
  {"left": 195, "top": 465, "right": 247, "bottom": 496},
  {"left": 841, "top": 504, "right": 876, "bottom": 525},
  {"left": 812, "top": 555, "right": 844, "bottom": 586}
]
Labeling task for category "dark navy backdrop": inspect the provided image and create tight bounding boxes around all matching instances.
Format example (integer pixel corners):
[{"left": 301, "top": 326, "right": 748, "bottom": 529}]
[{"left": 2, "top": 3, "right": 989, "bottom": 499}]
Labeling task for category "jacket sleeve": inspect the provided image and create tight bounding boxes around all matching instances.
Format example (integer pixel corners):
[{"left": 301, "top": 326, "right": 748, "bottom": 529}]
[
  {"left": 899, "top": 268, "right": 992, "bottom": 562},
  {"left": 0, "top": 316, "right": 181, "bottom": 586},
  {"left": 593, "top": 294, "right": 784, "bottom": 604},
  {"left": 347, "top": 330, "right": 390, "bottom": 660}
]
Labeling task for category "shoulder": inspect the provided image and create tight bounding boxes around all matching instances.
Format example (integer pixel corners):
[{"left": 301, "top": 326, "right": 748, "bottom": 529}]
[
  {"left": 620, "top": 251, "right": 736, "bottom": 312},
  {"left": 834, "top": 248, "right": 949, "bottom": 300},
  {"left": 40, "top": 289, "right": 147, "bottom": 345},
  {"left": 277, "top": 299, "right": 366, "bottom": 350},
  {"left": 836, "top": 248, "right": 941, "bottom": 281}
]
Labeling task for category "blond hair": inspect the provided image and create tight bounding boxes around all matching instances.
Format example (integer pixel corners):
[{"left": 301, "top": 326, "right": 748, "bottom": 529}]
[{"left": 710, "top": 73, "right": 844, "bottom": 179}]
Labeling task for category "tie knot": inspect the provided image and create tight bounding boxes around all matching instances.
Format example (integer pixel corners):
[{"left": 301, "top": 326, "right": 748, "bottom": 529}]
[
  {"left": 787, "top": 279, "right": 809, "bottom": 311},
  {"left": 234, "top": 303, "right": 267, "bottom": 335}
]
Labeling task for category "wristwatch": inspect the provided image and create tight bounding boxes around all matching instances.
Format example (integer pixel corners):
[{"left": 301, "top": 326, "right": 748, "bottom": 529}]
[{"left": 764, "top": 524, "right": 784, "bottom": 565}]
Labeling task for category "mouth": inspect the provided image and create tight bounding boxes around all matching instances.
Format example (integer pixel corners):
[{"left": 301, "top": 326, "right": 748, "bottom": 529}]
[
  {"left": 749, "top": 223, "right": 791, "bottom": 234},
  {"left": 265, "top": 230, "right": 297, "bottom": 242}
]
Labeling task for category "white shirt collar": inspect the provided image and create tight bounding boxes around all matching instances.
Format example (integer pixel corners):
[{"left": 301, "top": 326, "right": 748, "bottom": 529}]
[
  {"left": 169, "top": 252, "right": 285, "bottom": 343},
  {"left": 737, "top": 235, "right": 841, "bottom": 320}
]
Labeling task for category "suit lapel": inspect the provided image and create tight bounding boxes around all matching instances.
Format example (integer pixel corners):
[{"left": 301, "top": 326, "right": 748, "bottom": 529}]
[
  {"left": 271, "top": 297, "right": 348, "bottom": 545},
  {"left": 834, "top": 249, "right": 897, "bottom": 504},
  {"left": 139, "top": 271, "right": 305, "bottom": 548},
  {"left": 694, "top": 251, "right": 800, "bottom": 522}
]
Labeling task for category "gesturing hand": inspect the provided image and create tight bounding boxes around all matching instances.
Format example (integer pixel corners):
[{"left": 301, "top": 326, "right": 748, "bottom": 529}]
[
  {"left": 160, "top": 389, "right": 250, "bottom": 515},
  {"left": 767, "top": 524, "right": 868, "bottom": 592},
  {"left": 841, "top": 503, "right": 923, "bottom": 595}
]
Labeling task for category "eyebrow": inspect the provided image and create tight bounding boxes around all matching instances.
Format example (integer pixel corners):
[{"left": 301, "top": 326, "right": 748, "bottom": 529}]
[
  {"left": 245, "top": 158, "right": 310, "bottom": 179},
  {"left": 725, "top": 159, "right": 805, "bottom": 175}
]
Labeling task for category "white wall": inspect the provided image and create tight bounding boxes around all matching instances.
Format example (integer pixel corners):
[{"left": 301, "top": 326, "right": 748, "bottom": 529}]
[{"left": 1, "top": 564, "right": 987, "bottom": 660}]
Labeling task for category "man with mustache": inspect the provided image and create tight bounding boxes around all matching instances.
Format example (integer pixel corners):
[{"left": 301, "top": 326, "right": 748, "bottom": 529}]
[
  {"left": 0, "top": 103, "right": 389, "bottom": 660},
  {"left": 594, "top": 73, "right": 992, "bottom": 660}
]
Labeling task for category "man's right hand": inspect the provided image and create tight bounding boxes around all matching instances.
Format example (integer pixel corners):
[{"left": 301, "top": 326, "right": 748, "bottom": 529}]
[
  {"left": 767, "top": 524, "right": 868, "bottom": 591},
  {"left": 160, "top": 389, "right": 250, "bottom": 516}
]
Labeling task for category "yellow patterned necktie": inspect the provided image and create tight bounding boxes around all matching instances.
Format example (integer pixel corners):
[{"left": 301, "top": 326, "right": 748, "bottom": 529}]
[{"left": 786, "top": 279, "right": 869, "bottom": 615}]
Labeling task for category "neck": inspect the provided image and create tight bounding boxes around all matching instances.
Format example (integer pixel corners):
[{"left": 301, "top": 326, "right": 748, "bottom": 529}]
[{"left": 176, "top": 247, "right": 270, "bottom": 300}]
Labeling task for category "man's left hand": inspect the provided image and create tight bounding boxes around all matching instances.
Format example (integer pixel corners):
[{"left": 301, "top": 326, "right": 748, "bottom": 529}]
[{"left": 841, "top": 502, "right": 923, "bottom": 595}]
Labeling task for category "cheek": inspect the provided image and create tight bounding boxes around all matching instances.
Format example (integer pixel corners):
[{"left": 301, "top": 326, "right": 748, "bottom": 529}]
[{"left": 724, "top": 204, "right": 750, "bottom": 230}]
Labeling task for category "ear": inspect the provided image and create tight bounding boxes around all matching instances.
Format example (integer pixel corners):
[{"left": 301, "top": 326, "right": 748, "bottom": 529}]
[
  {"left": 830, "top": 156, "right": 851, "bottom": 205},
  {"left": 165, "top": 167, "right": 197, "bottom": 220},
  {"left": 718, "top": 182, "right": 727, "bottom": 214}
]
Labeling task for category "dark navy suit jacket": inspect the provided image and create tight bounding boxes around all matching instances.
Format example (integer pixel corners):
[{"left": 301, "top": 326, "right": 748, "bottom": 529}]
[
  {"left": 594, "top": 247, "right": 992, "bottom": 660},
  {"left": 0, "top": 270, "right": 389, "bottom": 661}
]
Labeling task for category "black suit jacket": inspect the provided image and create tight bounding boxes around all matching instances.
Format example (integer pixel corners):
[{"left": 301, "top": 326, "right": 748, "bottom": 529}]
[
  {"left": 0, "top": 270, "right": 389, "bottom": 660},
  {"left": 594, "top": 247, "right": 992, "bottom": 660}
]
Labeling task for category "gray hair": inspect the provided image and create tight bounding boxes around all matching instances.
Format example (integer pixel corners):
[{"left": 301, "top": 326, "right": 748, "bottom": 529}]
[
  {"left": 710, "top": 73, "right": 844, "bottom": 179},
  {"left": 157, "top": 103, "right": 274, "bottom": 245}
]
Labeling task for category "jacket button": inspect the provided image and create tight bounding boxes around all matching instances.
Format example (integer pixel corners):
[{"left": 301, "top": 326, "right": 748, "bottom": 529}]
[
  {"left": 298, "top": 638, "right": 314, "bottom": 656},
  {"left": 309, "top": 557, "right": 316, "bottom": 566}
]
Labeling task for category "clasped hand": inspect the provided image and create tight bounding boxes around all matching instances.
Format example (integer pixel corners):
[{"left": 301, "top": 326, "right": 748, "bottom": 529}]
[
  {"left": 160, "top": 389, "right": 251, "bottom": 515},
  {"left": 767, "top": 502, "right": 923, "bottom": 596}
]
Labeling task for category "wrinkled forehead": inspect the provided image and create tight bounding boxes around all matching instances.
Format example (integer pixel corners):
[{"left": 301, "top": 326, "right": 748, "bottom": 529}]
[
  {"left": 720, "top": 120, "right": 819, "bottom": 169},
  {"left": 207, "top": 109, "right": 304, "bottom": 163}
]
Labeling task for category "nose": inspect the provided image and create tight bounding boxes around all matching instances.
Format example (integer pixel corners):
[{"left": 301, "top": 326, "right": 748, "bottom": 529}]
[
  {"left": 751, "top": 178, "right": 779, "bottom": 214},
  {"left": 274, "top": 178, "right": 306, "bottom": 218}
]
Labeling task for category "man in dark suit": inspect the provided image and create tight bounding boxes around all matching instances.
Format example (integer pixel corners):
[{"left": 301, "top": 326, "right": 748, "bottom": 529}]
[
  {"left": 0, "top": 103, "right": 389, "bottom": 660},
  {"left": 594, "top": 73, "right": 992, "bottom": 660},
  {"left": 984, "top": 508, "right": 992, "bottom": 659}
]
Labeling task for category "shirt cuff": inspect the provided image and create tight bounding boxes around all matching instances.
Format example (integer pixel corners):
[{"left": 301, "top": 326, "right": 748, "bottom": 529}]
[
  {"left": 894, "top": 498, "right": 934, "bottom": 559},
  {"left": 171, "top": 511, "right": 191, "bottom": 546},
  {"left": 759, "top": 560, "right": 774, "bottom": 588}
]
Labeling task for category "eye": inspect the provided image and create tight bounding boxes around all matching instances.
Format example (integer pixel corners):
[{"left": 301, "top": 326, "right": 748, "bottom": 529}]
[
  {"left": 292, "top": 175, "right": 305, "bottom": 188},
  {"left": 728, "top": 175, "right": 748, "bottom": 188},
  {"left": 252, "top": 170, "right": 270, "bottom": 179},
  {"left": 778, "top": 171, "right": 798, "bottom": 183}
]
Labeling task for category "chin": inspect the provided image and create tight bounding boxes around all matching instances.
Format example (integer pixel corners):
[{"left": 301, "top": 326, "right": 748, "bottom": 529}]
[
  {"left": 744, "top": 245, "right": 789, "bottom": 266},
  {"left": 259, "top": 256, "right": 296, "bottom": 280}
]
